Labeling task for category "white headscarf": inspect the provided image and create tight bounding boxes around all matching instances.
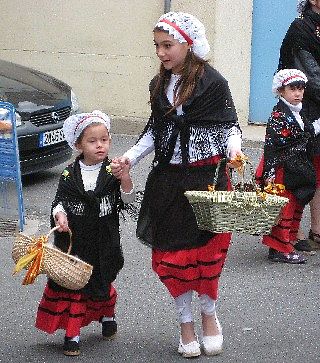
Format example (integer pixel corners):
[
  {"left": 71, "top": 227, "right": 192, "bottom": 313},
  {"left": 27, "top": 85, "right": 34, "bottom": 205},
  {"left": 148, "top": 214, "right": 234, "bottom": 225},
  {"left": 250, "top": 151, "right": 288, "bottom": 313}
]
[
  {"left": 154, "top": 12, "right": 210, "bottom": 59},
  {"left": 272, "top": 69, "right": 308, "bottom": 96},
  {"left": 63, "top": 110, "right": 111, "bottom": 150},
  {"left": 297, "top": 0, "right": 309, "bottom": 15}
]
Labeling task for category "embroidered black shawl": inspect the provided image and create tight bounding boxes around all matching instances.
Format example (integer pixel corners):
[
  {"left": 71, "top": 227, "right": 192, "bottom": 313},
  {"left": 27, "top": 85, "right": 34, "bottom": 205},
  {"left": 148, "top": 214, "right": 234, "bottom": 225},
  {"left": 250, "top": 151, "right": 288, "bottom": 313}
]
[
  {"left": 48, "top": 156, "right": 124, "bottom": 298},
  {"left": 140, "top": 63, "right": 239, "bottom": 165},
  {"left": 263, "top": 100, "right": 316, "bottom": 205}
]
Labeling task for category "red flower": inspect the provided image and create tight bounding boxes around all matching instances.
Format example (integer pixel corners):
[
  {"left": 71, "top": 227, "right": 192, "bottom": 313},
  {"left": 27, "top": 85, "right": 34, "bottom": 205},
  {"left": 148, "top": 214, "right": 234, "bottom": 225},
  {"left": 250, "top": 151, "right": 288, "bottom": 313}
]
[
  {"left": 280, "top": 128, "right": 291, "bottom": 137},
  {"left": 272, "top": 111, "right": 281, "bottom": 119}
]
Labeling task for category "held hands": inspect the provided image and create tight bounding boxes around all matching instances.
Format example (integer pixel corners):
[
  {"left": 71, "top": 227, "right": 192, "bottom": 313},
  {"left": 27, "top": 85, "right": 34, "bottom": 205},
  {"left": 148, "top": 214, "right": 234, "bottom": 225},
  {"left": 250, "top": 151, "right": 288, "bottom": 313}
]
[
  {"left": 54, "top": 212, "right": 69, "bottom": 233},
  {"left": 111, "top": 156, "right": 131, "bottom": 180},
  {"left": 111, "top": 156, "right": 133, "bottom": 193}
]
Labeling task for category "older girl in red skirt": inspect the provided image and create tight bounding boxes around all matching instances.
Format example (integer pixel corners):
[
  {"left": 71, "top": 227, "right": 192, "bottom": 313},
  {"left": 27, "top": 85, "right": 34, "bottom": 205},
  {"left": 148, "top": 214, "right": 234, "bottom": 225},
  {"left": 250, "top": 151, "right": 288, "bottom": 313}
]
[{"left": 111, "top": 12, "right": 243, "bottom": 358}]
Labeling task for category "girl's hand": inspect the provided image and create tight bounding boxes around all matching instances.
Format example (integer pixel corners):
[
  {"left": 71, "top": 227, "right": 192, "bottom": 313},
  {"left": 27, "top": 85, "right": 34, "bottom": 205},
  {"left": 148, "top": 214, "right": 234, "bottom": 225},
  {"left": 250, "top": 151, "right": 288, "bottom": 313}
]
[
  {"left": 54, "top": 212, "right": 69, "bottom": 232},
  {"left": 111, "top": 156, "right": 131, "bottom": 180},
  {"left": 120, "top": 158, "right": 131, "bottom": 178},
  {"left": 115, "top": 157, "right": 133, "bottom": 193},
  {"left": 227, "top": 150, "right": 246, "bottom": 169}
]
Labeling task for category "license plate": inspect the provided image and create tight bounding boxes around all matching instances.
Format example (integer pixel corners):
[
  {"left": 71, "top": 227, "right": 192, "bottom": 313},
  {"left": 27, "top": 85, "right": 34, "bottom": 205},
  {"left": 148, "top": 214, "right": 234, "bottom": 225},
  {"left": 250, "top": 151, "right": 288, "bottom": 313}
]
[{"left": 39, "top": 128, "right": 65, "bottom": 147}]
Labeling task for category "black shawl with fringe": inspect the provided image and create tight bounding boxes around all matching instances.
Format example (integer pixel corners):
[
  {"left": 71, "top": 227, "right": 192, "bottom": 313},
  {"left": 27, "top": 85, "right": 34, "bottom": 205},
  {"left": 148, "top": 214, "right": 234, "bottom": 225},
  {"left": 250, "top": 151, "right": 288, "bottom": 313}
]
[
  {"left": 141, "top": 63, "right": 239, "bottom": 165},
  {"left": 48, "top": 157, "right": 124, "bottom": 299}
]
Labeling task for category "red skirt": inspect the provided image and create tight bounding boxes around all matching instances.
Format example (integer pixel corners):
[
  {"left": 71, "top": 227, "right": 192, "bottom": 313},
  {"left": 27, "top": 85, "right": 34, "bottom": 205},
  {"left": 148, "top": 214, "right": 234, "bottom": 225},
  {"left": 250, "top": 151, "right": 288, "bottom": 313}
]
[
  {"left": 152, "top": 233, "right": 231, "bottom": 301},
  {"left": 260, "top": 164, "right": 303, "bottom": 253},
  {"left": 151, "top": 156, "right": 232, "bottom": 301},
  {"left": 35, "top": 283, "right": 117, "bottom": 337}
]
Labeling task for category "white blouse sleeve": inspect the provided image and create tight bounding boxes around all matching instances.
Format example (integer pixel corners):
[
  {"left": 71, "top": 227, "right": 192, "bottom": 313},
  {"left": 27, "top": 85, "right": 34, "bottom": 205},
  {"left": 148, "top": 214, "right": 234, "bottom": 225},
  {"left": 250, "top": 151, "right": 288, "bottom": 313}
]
[
  {"left": 123, "top": 130, "right": 155, "bottom": 167},
  {"left": 226, "top": 134, "right": 242, "bottom": 158},
  {"left": 224, "top": 126, "right": 242, "bottom": 158}
]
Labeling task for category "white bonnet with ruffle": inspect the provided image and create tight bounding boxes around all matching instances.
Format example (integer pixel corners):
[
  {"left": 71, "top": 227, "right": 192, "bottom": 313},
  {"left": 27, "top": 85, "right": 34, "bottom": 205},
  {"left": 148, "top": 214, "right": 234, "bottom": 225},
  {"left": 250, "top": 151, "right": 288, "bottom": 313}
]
[
  {"left": 154, "top": 12, "right": 210, "bottom": 59},
  {"left": 297, "top": 0, "right": 309, "bottom": 15},
  {"left": 63, "top": 110, "right": 111, "bottom": 149},
  {"left": 272, "top": 69, "right": 308, "bottom": 95}
]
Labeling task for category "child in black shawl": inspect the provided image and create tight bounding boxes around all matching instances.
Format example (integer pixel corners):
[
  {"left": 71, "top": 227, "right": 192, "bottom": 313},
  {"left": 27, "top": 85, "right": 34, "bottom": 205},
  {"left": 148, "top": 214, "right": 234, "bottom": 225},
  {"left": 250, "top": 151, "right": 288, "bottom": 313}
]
[
  {"left": 35, "top": 110, "right": 134, "bottom": 356},
  {"left": 257, "top": 69, "right": 320, "bottom": 264}
]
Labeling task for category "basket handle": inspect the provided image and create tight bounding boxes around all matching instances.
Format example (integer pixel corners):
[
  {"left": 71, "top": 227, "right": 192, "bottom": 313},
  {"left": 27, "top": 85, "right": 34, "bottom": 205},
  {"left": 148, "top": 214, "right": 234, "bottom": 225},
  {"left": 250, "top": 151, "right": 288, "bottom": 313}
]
[
  {"left": 46, "top": 226, "right": 73, "bottom": 255},
  {"left": 212, "top": 158, "right": 258, "bottom": 192},
  {"left": 234, "top": 159, "right": 259, "bottom": 192}
]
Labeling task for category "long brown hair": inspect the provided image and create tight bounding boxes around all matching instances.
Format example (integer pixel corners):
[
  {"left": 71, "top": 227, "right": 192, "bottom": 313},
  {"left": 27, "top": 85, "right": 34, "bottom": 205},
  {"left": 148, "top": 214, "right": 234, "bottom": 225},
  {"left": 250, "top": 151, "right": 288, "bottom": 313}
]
[{"left": 150, "top": 47, "right": 208, "bottom": 113}]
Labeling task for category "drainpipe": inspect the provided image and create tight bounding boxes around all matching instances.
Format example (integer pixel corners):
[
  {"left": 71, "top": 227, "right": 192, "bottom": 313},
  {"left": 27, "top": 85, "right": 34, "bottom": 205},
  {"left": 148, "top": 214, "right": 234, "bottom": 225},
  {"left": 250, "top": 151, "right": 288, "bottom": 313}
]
[{"left": 164, "top": 0, "right": 171, "bottom": 13}]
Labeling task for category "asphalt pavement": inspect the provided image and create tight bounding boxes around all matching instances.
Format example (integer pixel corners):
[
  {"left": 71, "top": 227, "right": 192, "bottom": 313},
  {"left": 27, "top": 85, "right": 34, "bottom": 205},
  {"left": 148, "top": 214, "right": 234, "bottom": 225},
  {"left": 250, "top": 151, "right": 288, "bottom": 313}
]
[{"left": 0, "top": 133, "right": 319, "bottom": 363}]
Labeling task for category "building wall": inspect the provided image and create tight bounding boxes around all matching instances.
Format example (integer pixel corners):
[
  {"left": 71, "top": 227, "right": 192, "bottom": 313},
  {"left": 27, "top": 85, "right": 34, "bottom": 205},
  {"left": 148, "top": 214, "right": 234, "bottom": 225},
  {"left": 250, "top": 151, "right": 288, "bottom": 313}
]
[
  {"left": 0, "top": 0, "right": 253, "bottom": 133},
  {"left": 249, "top": 0, "right": 296, "bottom": 123}
]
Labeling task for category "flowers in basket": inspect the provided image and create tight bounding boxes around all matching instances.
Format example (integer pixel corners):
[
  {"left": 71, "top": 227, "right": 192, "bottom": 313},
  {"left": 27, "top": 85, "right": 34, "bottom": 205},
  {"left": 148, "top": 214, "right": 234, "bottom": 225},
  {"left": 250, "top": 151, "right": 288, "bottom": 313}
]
[
  {"left": 185, "top": 155, "right": 289, "bottom": 235},
  {"left": 256, "top": 182, "right": 286, "bottom": 201}
]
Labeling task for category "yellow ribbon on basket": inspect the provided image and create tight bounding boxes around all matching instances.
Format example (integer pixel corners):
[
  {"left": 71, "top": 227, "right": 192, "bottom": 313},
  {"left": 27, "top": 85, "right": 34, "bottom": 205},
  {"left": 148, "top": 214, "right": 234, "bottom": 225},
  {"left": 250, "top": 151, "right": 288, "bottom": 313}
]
[{"left": 13, "top": 235, "right": 47, "bottom": 285}]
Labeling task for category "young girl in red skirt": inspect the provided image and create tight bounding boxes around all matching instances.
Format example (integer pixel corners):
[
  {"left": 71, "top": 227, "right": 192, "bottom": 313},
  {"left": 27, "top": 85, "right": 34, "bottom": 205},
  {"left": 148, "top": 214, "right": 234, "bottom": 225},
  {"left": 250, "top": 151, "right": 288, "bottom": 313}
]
[
  {"left": 35, "top": 110, "right": 134, "bottom": 356},
  {"left": 111, "top": 12, "right": 243, "bottom": 358},
  {"left": 256, "top": 69, "right": 320, "bottom": 264}
]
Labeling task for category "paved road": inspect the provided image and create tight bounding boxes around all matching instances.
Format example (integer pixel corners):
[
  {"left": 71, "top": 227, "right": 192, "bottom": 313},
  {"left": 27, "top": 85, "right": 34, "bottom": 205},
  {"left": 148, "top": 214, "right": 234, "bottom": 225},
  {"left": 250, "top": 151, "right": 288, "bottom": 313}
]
[{"left": 0, "top": 135, "right": 319, "bottom": 363}]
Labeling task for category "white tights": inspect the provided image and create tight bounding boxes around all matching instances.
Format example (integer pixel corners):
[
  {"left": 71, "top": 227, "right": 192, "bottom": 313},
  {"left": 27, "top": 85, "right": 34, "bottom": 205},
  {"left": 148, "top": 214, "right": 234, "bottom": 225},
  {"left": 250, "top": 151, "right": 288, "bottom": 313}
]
[{"left": 174, "top": 291, "right": 216, "bottom": 323}]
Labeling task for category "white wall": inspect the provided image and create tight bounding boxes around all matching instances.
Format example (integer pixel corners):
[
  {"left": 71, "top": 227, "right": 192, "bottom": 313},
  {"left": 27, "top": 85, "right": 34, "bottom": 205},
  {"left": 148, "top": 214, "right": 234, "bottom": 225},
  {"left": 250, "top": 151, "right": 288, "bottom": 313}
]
[{"left": 0, "top": 0, "right": 253, "bottom": 133}]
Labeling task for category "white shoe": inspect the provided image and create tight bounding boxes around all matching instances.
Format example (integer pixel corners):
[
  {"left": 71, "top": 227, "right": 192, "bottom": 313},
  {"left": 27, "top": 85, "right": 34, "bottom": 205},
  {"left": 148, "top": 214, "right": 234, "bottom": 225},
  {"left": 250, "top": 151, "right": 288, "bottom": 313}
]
[
  {"left": 178, "top": 338, "right": 201, "bottom": 358},
  {"left": 202, "top": 316, "right": 223, "bottom": 356}
]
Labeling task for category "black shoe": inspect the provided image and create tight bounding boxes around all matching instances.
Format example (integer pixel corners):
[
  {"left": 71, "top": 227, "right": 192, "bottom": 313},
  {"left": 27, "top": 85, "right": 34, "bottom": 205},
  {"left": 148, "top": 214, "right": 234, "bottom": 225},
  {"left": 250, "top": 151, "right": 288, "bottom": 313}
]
[
  {"left": 101, "top": 319, "right": 117, "bottom": 340},
  {"left": 63, "top": 337, "right": 80, "bottom": 356},
  {"left": 268, "top": 248, "right": 307, "bottom": 264},
  {"left": 294, "top": 239, "right": 316, "bottom": 255}
]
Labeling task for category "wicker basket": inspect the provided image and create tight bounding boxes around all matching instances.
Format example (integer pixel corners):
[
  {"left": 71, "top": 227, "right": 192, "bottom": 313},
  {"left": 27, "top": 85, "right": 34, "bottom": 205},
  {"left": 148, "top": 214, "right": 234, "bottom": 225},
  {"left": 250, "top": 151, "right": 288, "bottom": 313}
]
[
  {"left": 12, "top": 226, "right": 93, "bottom": 290},
  {"left": 184, "top": 159, "right": 289, "bottom": 235}
]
